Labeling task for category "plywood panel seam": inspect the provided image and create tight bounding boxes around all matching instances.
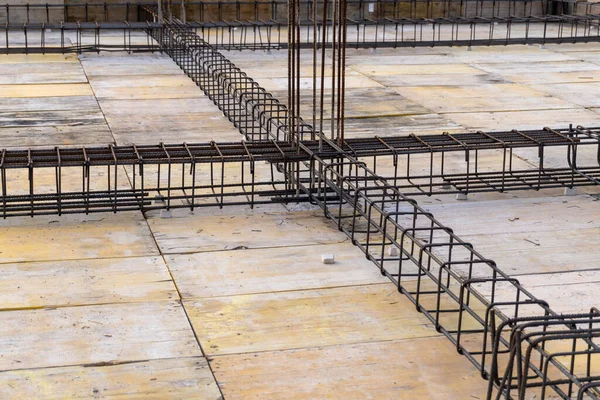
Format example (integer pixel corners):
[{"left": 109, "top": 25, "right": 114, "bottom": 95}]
[
  {"left": 77, "top": 55, "right": 118, "bottom": 146},
  {"left": 204, "top": 335, "right": 443, "bottom": 359},
  {"left": 142, "top": 216, "right": 227, "bottom": 398}
]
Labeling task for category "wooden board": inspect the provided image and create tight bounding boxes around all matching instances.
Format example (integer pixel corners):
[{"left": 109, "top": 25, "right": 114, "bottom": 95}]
[
  {"left": 166, "top": 243, "right": 387, "bottom": 298},
  {"left": 0, "top": 357, "right": 221, "bottom": 400},
  {"left": 0, "top": 301, "right": 199, "bottom": 371},
  {"left": 95, "top": 97, "right": 241, "bottom": 145},
  {"left": 88, "top": 75, "right": 198, "bottom": 89},
  {"left": 0, "top": 54, "right": 78, "bottom": 64},
  {"left": 0, "top": 96, "right": 101, "bottom": 112},
  {"left": 0, "top": 83, "right": 93, "bottom": 98},
  {"left": 211, "top": 336, "right": 488, "bottom": 399},
  {"left": 421, "top": 195, "right": 600, "bottom": 275},
  {"left": 81, "top": 62, "right": 184, "bottom": 77},
  {"left": 0, "top": 256, "right": 177, "bottom": 309},
  {"left": 0, "top": 62, "right": 85, "bottom": 84},
  {"left": 270, "top": 87, "right": 432, "bottom": 119},
  {"left": 185, "top": 284, "right": 439, "bottom": 356},
  {"left": 106, "top": 112, "right": 241, "bottom": 145},
  {"left": 392, "top": 83, "right": 575, "bottom": 114},
  {"left": 364, "top": 72, "right": 506, "bottom": 87},
  {"left": 257, "top": 74, "right": 382, "bottom": 92},
  {"left": 350, "top": 63, "right": 504, "bottom": 87},
  {"left": 91, "top": 85, "right": 205, "bottom": 100},
  {"left": 510, "top": 270, "right": 600, "bottom": 314},
  {"left": 148, "top": 210, "right": 350, "bottom": 255},
  {"left": 443, "top": 107, "right": 600, "bottom": 131},
  {"left": 97, "top": 98, "right": 225, "bottom": 116},
  {"left": 342, "top": 114, "right": 463, "bottom": 138},
  {"left": 350, "top": 63, "right": 482, "bottom": 76},
  {"left": 531, "top": 82, "right": 600, "bottom": 108},
  {"left": 0, "top": 110, "right": 105, "bottom": 127},
  {"left": 0, "top": 124, "right": 113, "bottom": 148},
  {"left": 0, "top": 212, "right": 159, "bottom": 263}
]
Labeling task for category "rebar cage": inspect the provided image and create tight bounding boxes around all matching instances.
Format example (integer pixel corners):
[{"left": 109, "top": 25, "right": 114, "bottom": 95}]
[{"left": 1, "top": 0, "right": 600, "bottom": 398}]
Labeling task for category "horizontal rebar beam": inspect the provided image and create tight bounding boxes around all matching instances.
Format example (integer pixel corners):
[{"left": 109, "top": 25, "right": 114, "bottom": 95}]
[
  {"left": 2, "top": 126, "right": 598, "bottom": 169},
  {"left": 3, "top": 14, "right": 600, "bottom": 53}
]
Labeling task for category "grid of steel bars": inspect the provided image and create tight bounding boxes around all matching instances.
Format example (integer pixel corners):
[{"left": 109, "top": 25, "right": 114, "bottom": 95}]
[
  {"left": 2, "top": 0, "right": 600, "bottom": 53},
  {"left": 3, "top": 126, "right": 600, "bottom": 217},
  {"left": 1, "top": 1, "right": 600, "bottom": 399}
]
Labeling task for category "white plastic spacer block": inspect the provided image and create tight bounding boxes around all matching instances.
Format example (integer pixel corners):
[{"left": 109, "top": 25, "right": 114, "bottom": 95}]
[
  {"left": 387, "top": 247, "right": 399, "bottom": 256},
  {"left": 321, "top": 254, "right": 335, "bottom": 264},
  {"left": 160, "top": 209, "right": 172, "bottom": 219},
  {"left": 456, "top": 193, "right": 468, "bottom": 201},
  {"left": 564, "top": 187, "right": 577, "bottom": 196}
]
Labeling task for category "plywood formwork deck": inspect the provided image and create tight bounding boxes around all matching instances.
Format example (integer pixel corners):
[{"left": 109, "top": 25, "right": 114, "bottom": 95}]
[{"left": 0, "top": 40, "right": 599, "bottom": 399}]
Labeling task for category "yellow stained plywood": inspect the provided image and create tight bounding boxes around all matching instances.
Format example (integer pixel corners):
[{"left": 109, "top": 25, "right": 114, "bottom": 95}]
[
  {"left": 0, "top": 54, "right": 78, "bottom": 64},
  {"left": 166, "top": 243, "right": 387, "bottom": 298},
  {"left": 0, "top": 213, "right": 159, "bottom": 263},
  {"left": 185, "top": 284, "right": 439, "bottom": 355},
  {"left": 0, "top": 357, "right": 221, "bottom": 400},
  {"left": 0, "top": 256, "right": 177, "bottom": 309},
  {"left": 0, "top": 83, "right": 93, "bottom": 98},
  {"left": 0, "top": 96, "right": 100, "bottom": 112},
  {"left": 149, "top": 210, "right": 349, "bottom": 254},
  {"left": 212, "top": 336, "right": 488, "bottom": 399},
  {"left": 0, "top": 301, "right": 200, "bottom": 370}
]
